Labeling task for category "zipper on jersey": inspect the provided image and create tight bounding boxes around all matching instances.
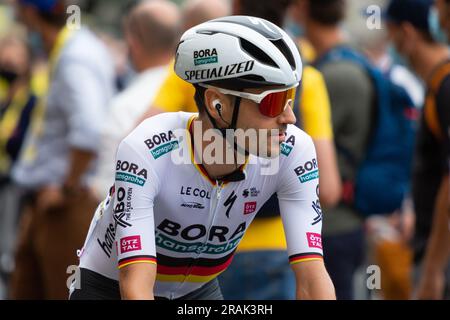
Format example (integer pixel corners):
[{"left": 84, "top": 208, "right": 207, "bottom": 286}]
[{"left": 175, "top": 180, "right": 224, "bottom": 294}]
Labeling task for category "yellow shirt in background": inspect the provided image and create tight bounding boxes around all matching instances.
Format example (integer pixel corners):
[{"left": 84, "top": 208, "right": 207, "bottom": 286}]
[{"left": 152, "top": 64, "right": 333, "bottom": 251}]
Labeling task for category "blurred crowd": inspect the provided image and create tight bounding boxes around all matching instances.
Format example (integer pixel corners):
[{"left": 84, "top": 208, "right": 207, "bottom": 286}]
[{"left": 0, "top": 0, "right": 449, "bottom": 300}]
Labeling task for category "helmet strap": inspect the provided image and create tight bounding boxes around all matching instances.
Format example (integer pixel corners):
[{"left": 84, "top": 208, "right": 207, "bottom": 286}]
[{"left": 203, "top": 96, "right": 248, "bottom": 178}]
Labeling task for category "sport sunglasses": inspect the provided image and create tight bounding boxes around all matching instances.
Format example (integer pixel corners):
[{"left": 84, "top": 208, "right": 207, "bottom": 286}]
[{"left": 199, "top": 83, "right": 299, "bottom": 118}]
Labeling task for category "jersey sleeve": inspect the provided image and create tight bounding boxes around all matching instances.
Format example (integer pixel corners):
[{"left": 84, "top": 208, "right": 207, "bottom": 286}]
[
  {"left": 113, "top": 139, "right": 160, "bottom": 269},
  {"left": 276, "top": 131, "right": 323, "bottom": 265}
]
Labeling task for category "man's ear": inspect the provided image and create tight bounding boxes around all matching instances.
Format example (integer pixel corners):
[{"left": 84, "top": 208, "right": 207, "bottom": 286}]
[
  {"left": 400, "top": 22, "right": 419, "bottom": 53},
  {"left": 204, "top": 88, "right": 232, "bottom": 125},
  {"left": 126, "top": 32, "right": 140, "bottom": 58}
]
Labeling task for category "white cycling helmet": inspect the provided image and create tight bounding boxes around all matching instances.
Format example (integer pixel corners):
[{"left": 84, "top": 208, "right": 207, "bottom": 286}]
[{"left": 174, "top": 15, "right": 302, "bottom": 89}]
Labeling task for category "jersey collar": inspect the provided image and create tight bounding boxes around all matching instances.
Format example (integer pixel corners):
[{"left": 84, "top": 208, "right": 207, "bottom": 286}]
[{"left": 186, "top": 115, "right": 248, "bottom": 186}]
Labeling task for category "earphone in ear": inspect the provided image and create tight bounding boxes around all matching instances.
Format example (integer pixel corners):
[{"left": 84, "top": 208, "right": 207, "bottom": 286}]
[
  {"left": 213, "top": 99, "right": 222, "bottom": 113},
  {"left": 212, "top": 99, "right": 230, "bottom": 126}
]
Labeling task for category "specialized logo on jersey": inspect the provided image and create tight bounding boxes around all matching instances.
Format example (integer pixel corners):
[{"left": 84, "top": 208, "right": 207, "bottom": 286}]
[
  {"left": 194, "top": 48, "right": 218, "bottom": 66},
  {"left": 120, "top": 235, "right": 142, "bottom": 254},
  {"left": 306, "top": 232, "right": 322, "bottom": 249},
  {"left": 223, "top": 191, "right": 237, "bottom": 218},
  {"left": 144, "top": 130, "right": 179, "bottom": 159},
  {"left": 243, "top": 202, "right": 257, "bottom": 215},
  {"left": 184, "top": 60, "right": 254, "bottom": 81},
  {"left": 294, "top": 158, "right": 319, "bottom": 183},
  {"left": 156, "top": 219, "right": 246, "bottom": 254},
  {"left": 280, "top": 135, "right": 295, "bottom": 156},
  {"left": 115, "top": 160, "right": 148, "bottom": 186}
]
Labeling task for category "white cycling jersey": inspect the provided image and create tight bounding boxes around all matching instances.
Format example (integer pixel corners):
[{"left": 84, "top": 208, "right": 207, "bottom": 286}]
[{"left": 78, "top": 112, "right": 323, "bottom": 299}]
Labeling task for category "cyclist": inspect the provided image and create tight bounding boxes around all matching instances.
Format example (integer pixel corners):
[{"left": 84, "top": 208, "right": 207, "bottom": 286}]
[{"left": 70, "top": 16, "right": 336, "bottom": 300}]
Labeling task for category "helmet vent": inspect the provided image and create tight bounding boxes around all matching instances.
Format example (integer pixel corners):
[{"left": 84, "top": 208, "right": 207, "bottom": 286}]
[
  {"left": 197, "top": 30, "right": 218, "bottom": 35},
  {"left": 271, "top": 39, "right": 296, "bottom": 70},
  {"left": 239, "top": 38, "right": 278, "bottom": 68}
]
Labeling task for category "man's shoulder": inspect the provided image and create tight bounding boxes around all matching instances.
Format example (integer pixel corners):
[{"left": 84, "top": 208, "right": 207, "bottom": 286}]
[
  {"left": 320, "top": 59, "right": 370, "bottom": 86},
  {"left": 280, "top": 125, "right": 314, "bottom": 159},
  {"left": 121, "top": 112, "right": 196, "bottom": 157},
  {"left": 59, "top": 28, "right": 113, "bottom": 71}
]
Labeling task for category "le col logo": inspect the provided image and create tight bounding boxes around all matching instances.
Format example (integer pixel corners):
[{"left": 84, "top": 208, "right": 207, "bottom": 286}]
[
  {"left": 120, "top": 235, "right": 142, "bottom": 254},
  {"left": 180, "top": 186, "right": 211, "bottom": 199}
]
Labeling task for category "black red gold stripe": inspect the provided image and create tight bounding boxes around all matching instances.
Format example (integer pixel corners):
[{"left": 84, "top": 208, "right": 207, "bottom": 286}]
[
  {"left": 289, "top": 252, "right": 323, "bottom": 265},
  {"left": 155, "top": 251, "right": 235, "bottom": 283},
  {"left": 118, "top": 255, "right": 157, "bottom": 269}
]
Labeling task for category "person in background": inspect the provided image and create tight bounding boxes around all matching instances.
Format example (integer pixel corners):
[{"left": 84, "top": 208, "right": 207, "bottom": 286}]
[
  {"left": 342, "top": 0, "right": 423, "bottom": 299},
  {"left": 139, "top": 0, "right": 231, "bottom": 121},
  {"left": 438, "top": 0, "right": 450, "bottom": 38},
  {"left": 9, "top": 0, "right": 115, "bottom": 299},
  {"left": 90, "top": 0, "right": 181, "bottom": 199},
  {"left": 0, "top": 31, "right": 46, "bottom": 298},
  {"left": 292, "top": 0, "right": 375, "bottom": 300},
  {"left": 386, "top": 0, "right": 450, "bottom": 300}
]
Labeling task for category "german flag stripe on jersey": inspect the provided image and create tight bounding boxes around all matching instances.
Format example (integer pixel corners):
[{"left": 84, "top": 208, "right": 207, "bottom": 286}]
[
  {"left": 154, "top": 251, "right": 235, "bottom": 282},
  {"left": 289, "top": 252, "right": 323, "bottom": 265},
  {"left": 157, "top": 256, "right": 233, "bottom": 276},
  {"left": 118, "top": 255, "right": 157, "bottom": 269},
  {"left": 156, "top": 250, "right": 235, "bottom": 267},
  {"left": 156, "top": 271, "right": 223, "bottom": 283}
]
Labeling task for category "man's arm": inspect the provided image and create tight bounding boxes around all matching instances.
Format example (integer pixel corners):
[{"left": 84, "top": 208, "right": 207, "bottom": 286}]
[
  {"left": 64, "top": 148, "right": 96, "bottom": 192},
  {"left": 292, "top": 260, "right": 336, "bottom": 300},
  {"left": 36, "top": 144, "right": 97, "bottom": 212},
  {"left": 301, "top": 67, "right": 342, "bottom": 207},
  {"left": 120, "top": 263, "right": 157, "bottom": 300},
  {"left": 416, "top": 175, "right": 450, "bottom": 299},
  {"left": 277, "top": 132, "right": 335, "bottom": 300},
  {"left": 314, "top": 139, "right": 342, "bottom": 207}
]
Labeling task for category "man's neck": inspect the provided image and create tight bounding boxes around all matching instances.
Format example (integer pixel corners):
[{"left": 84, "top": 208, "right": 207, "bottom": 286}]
[
  {"left": 411, "top": 43, "right": 450, "bottom": 83},
  {"left": 306, "top": 21, "right": 346, "bottom": 59},
  {"left": 193, "top": 115, "right": 245, "bottom": 181}
]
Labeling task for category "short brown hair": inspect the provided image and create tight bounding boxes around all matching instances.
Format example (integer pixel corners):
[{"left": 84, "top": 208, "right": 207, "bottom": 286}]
[{"left": 308, "top": 0, "right": 346, "bottom": 26}]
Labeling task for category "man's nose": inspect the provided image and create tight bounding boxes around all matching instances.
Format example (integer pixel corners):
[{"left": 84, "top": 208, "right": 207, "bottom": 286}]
[{"left": 277, "top": 102, "right": 296, "bottom": 125}]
